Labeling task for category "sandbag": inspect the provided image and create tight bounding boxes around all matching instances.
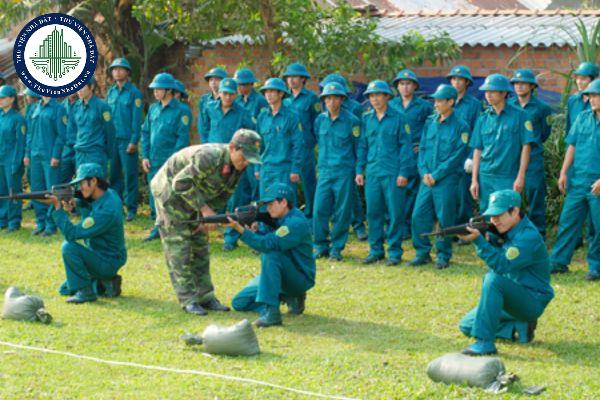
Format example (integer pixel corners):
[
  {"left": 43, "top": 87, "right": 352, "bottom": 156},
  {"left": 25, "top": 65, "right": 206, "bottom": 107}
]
[
  {"left": 2, "top": 287, "right": 52, "bottom": 324},
  {"left": 201, "top": 319, "right": 260, "bottom": 356},
  {"left": 427, "top": 352, "right": 505, "bottom": 389}
]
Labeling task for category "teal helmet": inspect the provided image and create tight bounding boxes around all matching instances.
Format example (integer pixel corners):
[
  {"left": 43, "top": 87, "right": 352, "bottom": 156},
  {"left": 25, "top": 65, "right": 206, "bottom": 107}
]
[
  {"left": 479, "top": 74, "right": 513, "bottom": 92},
  {"left": 24, "top": 88, "right": 41, "bottom": 98},
  {"left": 282, "top": 62, "right": 310, "bottom": 79},
  {"left": 430, "top": 84, "right": 458, "bottom": 101},
  {"left": 364, "top": 80, "right": 393, "bottom": 96},
  {"left": 582, "top": 78, "right": 600, "bottom": 95},
  {"left": 392, "top": 69, "right": 420, "bottom": 89},
  {"left": 260, "top": 182, "right": 295, "bottom": 206},
  {"left": 174, "top": 80, "right": 188, "bottom": 98},
  {"left": 219, "top": 78, "right": 238, "bottom": 94},
  {"left": 108, "top": 57, "right": 131, "bottom": 72},
  {"left": 149, "top": 72, "right": 177, "bottom": 90},
  {"left": 0, "top": 85, "right": 17, "bottom": 98},
  {"left": 233, "top": 68, "right": 257, "bottom": 85},
  {"left": 320, "top": 82, "right": 347, "bottom": 99},
  {"left": 483, "top": 190, "right": 522, "bottom": 217},
  {"left": 446, "top": 65, "right": 473, "bottom": 84},
  {"left": 69, "top": 163, "right": 105, "bottom": 185},
  {"left": 573, "top": 62, "right": 599, "bottom": 79},
  {"left": 510, "top": 68, "right": 538, "bottom": 87},
  {"left": 319, "top": 73, "right": 350, "bottom": 93},
  {"left": 204, "top": 67, "right": 227, "bottom": 81},
  {"left": 259, "top": 78, "right": 290, "bottom": 95}
]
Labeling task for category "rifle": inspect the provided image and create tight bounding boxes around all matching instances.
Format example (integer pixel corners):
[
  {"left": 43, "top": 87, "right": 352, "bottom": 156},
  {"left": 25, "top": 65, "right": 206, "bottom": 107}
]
[
  {"left": 0, "top": 183, "right": 83, "bottom": 202},
  {"left": 179, "top": 203, "right": 278, "bottom": 229},
  {"left": 421, "top": 215, "right": 497, "bottom": 237}
]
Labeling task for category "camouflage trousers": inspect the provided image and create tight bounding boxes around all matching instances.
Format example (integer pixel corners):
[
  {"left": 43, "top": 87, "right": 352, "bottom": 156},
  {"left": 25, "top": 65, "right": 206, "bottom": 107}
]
[{"left": 155, "top": 198, "right": 215, "bottom": 307}]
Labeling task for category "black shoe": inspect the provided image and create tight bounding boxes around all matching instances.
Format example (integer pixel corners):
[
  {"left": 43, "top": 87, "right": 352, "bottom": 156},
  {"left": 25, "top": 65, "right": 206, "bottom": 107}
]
[
  {"left": 98, "top": 274, "right": 122, "bottom": 298},
  {"left": 363, "top": 254, "right": 385, "bottom": 264},
  {"left": 285, "top": 293, "right": 306, "bottom": 315},
  {"left": 551, "top": 263, "right": 569, "bottom": 274},
  {"left": 526, "top": 320, "right": 537, "bottom": 343},
  {"left": 329, "top": 252, "right": 343, "bottom": 261},
  {"left": 386, "top": 258, "right": 401, "bottom": 266},
  {"left": 407, "top": 255, "right": 433, "bottom": 267},
  {"left": 184, "top": 302, "right": 208, "bottom": 316},
  {"left": 314, "top": 249, "right": 329, "bottom": 259},
  {"left": 32, "top": 227, "right": 44, "bottom": 236},
  {"left": 201, "top": 298, "right": 230, "bottom": 312},
  {"left": 41, "top": 230, "right": 56, "bottom": 237},
  {"left": 435, "top": 259, "right": 450, "bottom": 269}
]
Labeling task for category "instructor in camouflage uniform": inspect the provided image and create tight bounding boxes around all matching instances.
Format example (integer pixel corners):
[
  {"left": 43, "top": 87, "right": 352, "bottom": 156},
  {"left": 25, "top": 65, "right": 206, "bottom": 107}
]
[{"left": 150, "top": 129, "right": 262, "bottom": 316}]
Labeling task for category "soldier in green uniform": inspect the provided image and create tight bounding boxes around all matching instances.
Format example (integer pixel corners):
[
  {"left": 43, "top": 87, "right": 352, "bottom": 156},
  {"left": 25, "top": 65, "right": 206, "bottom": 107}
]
[{"left": 150, "top": 129, "right": 262, "bottom": 316}]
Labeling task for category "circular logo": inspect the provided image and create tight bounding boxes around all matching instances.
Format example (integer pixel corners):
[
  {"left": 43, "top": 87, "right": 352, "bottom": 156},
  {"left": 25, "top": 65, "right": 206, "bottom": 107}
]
[{"left": 13, "top": 13, "right": 97, "bottom": 98}]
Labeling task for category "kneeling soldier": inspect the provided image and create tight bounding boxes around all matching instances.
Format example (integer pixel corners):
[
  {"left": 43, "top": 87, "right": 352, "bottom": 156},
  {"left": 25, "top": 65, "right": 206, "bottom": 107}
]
[
  {"left": 457, "top": 190, "right": 554, "bottom": 355},
  {"left": 46, "top": 163, "right": 127, "bottom": 303},
  {"left": 228, "top": 183, "right": 316, "bottom": 327}
]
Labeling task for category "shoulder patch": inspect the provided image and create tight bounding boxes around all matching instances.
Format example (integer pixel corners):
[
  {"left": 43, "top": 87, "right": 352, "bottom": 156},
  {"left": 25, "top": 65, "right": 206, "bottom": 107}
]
[
  {"left": 135, "top": 98, "right": 142, "bottom": 108},
  {"left": 352, "top": 126, "right": 360, "bottom": 138},
  {"left": 182, "top": 115, "right": 189, "bottom": 126},
  {"left": 461, "top": 132, "right": 469, "bottom": 144},
  {"left": 62, "top": 115, "right": 68, "bottom": 125},
  {"left": 103, "top": 111, "right": 111, "bottom": 122},
  {"left": 82, "top": 217, "right": 95, "bottom": 229},
  {"left": 524, "top": 120, "right": 533, "bottom": 131},
  {"left": 298, "top": 122, "right": 303, "bottom": 132},
  {"left": 313, "top": 102, "right": 320, "bottom": 112},
  {"left": 404, "top": 123, "right": 411, "bottom": 135},
  {"left": 506, "top": 246, "right": 520, "bottom": 261},
  {"left": 275, "top": 226, "right": 289, "bottom": 237},
  {"left": 21, "top": 125, "right": 26, "bottom": 135},
  {"left": 545, "top": 115, "right": 552, "bottom": 125}
]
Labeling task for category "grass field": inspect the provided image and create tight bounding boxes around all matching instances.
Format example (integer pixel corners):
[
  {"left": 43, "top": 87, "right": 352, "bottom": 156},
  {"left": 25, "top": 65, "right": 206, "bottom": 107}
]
[{"left": 0, "top": 209, "right": 598, "bottom": 399}]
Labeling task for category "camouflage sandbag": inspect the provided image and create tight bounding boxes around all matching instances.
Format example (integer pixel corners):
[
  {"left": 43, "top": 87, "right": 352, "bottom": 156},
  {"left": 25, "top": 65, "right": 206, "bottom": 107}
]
[
  {"left": 2, "top": 287, "right": 52, "bottom": 324},
  {"left": 201, "top": 319, "right": 260, "bottom": 356},
  {"left": 427, "top": 352, "right": 506, "bottom": 389}
]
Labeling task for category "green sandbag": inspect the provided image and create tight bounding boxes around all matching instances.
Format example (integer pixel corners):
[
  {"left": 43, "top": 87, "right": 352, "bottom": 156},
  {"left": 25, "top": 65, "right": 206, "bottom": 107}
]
[
  {"left": 427, "top": 352, "right": 505, "bottom": 388},
  {"left": 201, "top": 319, "right": 260, "bottom": 356},
  {"left": 2, "top": 287, "right": 52, "bottom": 324}
]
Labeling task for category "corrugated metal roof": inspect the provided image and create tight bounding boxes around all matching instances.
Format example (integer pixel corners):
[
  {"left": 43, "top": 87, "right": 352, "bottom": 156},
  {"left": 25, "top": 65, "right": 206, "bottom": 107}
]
[
  {"left": 0, "top": 38, "right": 15, "bottom": 78},
  {"left": 376, "top": 11, "right": 599, "bottom": 47}
]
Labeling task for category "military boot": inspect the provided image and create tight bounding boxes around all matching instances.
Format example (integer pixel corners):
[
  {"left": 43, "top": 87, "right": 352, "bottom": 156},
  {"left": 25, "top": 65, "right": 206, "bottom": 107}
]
[
  {"left": 461, "top": 340, "right": 497, "bottom": 356},
  {"left": 99, "top": 275, "right": 122, "bottom": 298},
  {"left": 66, "top": 287, "right": 98, "bottom": 304},
  {"left": 285, "top": 293, "right": 306, "bottom": 315},
  {"left": 254, "top": 305, "right": 282, "bottom": 327}
]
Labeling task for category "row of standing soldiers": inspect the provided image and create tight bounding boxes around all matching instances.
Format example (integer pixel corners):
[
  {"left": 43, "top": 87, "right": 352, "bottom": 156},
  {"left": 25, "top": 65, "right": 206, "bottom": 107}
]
[{"left": 0, "top": 59, "right": 598, "bottom": 279}]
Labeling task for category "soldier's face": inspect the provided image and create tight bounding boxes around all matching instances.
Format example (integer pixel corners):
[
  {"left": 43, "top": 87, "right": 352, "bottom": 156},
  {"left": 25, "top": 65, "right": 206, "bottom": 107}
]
[
  {"left": 219, "top": 91, "right": 237, "bottom": 107},
  {"left": 434, "top": 98, "right": 453, "bottom": 116},
  {"left": 490, "top": 208, "right": 520, "bottom": 234},
  {"left": 238, "top": 83, "right": 252, "bottom": 96},
  {"left": 153, "top": 89, "right": 166, "bottom": 101},
  {"left": 229, "top": 145, "right": 250, "bottom": 171},
  {"left": 267, "top": 199, "right": 287, "bottom": 218},
  {"left": 590, "top": 94, "right": 600, "bottom": 111},
  {"left": 79, "top": 178, "right": 97, "bottom": 199},
  {"left": 208, "top": 77, "right": 221, "bottom": 93},
  {"left": 450, "top": 77, "right": 468, "bottom": 93},
  {"left": 111, "top": 67, "right": 129, "bottom": 81},
  {"left": 397, "top": 80, "right": 416, "bottom": 97},
  {"left": 514, "top": 82, "right": 534, "bottom": 96},
  {"left": 265, "top": 90, "right": 284, "bottom": 106},
  {"left": 575, "top": 75, "right": 592, "bottom": 91},
  {"left": 368, "top": 93, "right": 389, "bottom": 111},
  {"left": 78, "top": 85, "right": 93, "bottom": 100},
  {"left": 286, "top": 76, "right": 304, "bottom": 90},
  {"left": 25, "top": 96, "right": 37, "bottom": 105},
  {"left": 485, "top": 91, "right": 506, "bottom": 106},
  {"left": 324, "top": 95, "right": 343, "bottom": 113},
  {"left": 0, "top": 96, "right": 13, "bottom": 109}
]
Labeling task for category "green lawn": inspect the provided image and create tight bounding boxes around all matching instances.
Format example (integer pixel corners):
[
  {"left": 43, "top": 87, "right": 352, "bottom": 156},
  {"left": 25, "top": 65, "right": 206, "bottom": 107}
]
[{"left": 0, "top": 209, "right": 598, "bottom": 399}]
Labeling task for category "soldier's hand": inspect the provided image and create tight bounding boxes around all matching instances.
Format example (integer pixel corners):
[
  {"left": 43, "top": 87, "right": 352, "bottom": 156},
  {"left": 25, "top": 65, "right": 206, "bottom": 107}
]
[
  {"left": 591, "top": 179, "right": 600, "bottom": 195},
  {"left": 250, "top": 222, "right": 259, "bottom": 232},
  {"left": 423, "top": 174, "right": 434, "bottom": 187},
  {"left": 557, "top": 173, "right": 568, "bottom": 195},
  {"left": 38, "top": 194, "right": 60, "bottom": 209},
  {"left": 142, "top": 159, "right": 151, "bottom": 173},
  {"left": 62, "top": 199, "right": 76, "bottom": 212},
  {"left": 226, "top": 216, "right": 245, "bottom": 234},
  {"left": 513, "top": 176, "right": 525, "bottom": 193},
  {"left": 192, "top": 223, "right": 208, "bottom": 235},
  {"left": 290, "top": 173, "right": 300, "bottom": 183},
  {"left": 23, "top": 157, "right": 30, "bottom": 167},
  {"left": 457, "top": 226, "right": 480, "bottom": 242},
  {"left": 470, "top": 182, "right": 479, "bottom": 200},
  {"left": 412, "top": 144, "right": 419, "bottom": 154},
  {"left": 254, "top": 171, "right": 260, "bottom": 180},
  {"left": 126, "top": 143, "right": 138, "bottom": 154},
  {"left": 50, "top": 158, "right": 60, "bottom": 167},
  {"left": 396, "top": 176, "right": 408, "bottom": 187},
  {"left": 355, "top": 174, "right": 364, "bottom": 186}
]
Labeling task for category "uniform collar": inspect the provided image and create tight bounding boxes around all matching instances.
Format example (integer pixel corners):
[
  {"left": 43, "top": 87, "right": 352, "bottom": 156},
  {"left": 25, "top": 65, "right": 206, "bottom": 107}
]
[
  {"left": 291, "top": 87, "right": 309, "bottom": 99},
  {"left": 326, "top": 108, "right": 345, "bottom": 121},
  {"left": 112, "top": 80, "right": 132, "bottom": 92},
  {"left": 506, "top": 216, "right": 527, "bottom": 241}
]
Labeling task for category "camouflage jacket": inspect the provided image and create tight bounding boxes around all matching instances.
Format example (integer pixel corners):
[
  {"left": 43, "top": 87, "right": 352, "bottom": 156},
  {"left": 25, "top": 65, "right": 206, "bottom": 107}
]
[{"left": 150, "top": 144, "right": 243, "bottom": 219}]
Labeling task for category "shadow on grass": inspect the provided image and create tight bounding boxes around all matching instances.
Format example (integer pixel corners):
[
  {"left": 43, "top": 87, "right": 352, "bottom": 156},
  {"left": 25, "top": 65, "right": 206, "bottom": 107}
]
[{"left": 535, "top": 340, "right": 600, "bottom": 366}]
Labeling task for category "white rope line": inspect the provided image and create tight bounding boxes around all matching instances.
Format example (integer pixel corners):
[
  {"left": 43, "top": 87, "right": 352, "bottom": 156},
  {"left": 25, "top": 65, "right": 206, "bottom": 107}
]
[{"left": 0, "top": 340, "right": 359, "bottom": 400}]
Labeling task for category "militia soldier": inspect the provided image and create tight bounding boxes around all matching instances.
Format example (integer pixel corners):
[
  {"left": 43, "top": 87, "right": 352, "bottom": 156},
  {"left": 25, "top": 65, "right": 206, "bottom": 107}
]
[
  {"left": 70, "top": 77, "right": 115, "bottom": 175},
  {"left": 390, "top": 69, "right": 434, "bottom": 240},
  {"left": 282, "top": 62, "right": 320, "bottom": 219},
  {"left": 45, "top": 163, "right": 127, "bottom": 304},
  {"left": 106, "top": 58, "right": 143, "bottom": 222},
  {"left": 312, "top": 82, "right": 361, "bottom": 261},
  {"left": 356, "top": 80, "right": 413, "bottom": 265},
  {"left": 566, "top": 62, "right": 599, "bottom": 134},
  {"left": 26, "top": 94, "right": 67, "bottom": 236},
  {"left": 150, "top": 129, "right": 262, "bottom": 316},
  {"left": 509, "top": 69, "right": 554, "bottom": 238},
  {"left": 198, "top": 67, "right": 227, "bottom": 143},
  {"left": 457, "top": 190, "right": 554, "bottom": 355},
  {"left": 256, "top": 78, "right": 304, "bottom": 199},
  {"left": 60, "top": 93, "right": 78, "bottom": 184},
  {"left": 229, "top": 183, "right": 316, "bottom": 327},
  {"left": 141, "top": 72, "right": 191, "bottom": 241},
  {"left": 0, "top": 85, "right": 26, "bottom": 232},
  {"left": 409, "top": 85, "right": 470, "bottom": 269},
  {"left": 470, "top": 74, "right": 535, "bottom": 212}
]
